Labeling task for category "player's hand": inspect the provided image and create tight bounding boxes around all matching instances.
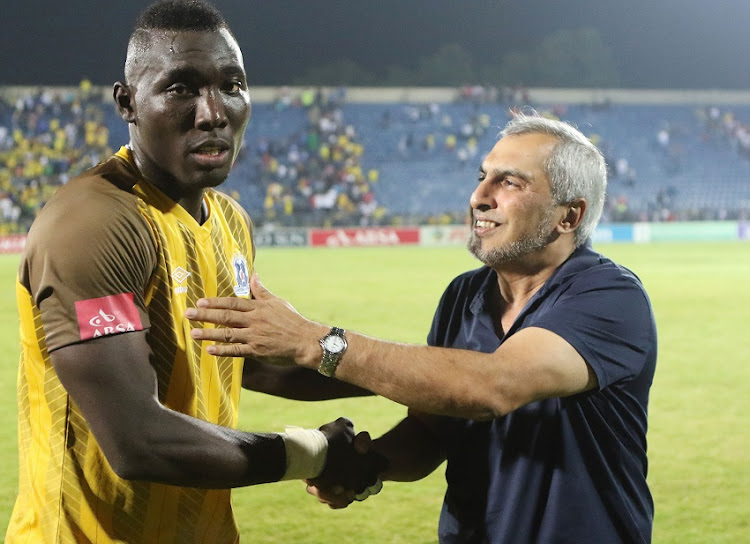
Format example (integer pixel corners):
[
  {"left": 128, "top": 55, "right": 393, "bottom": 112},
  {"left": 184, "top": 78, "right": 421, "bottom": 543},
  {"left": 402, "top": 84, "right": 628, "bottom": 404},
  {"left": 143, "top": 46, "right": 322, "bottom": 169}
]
[
  {"left": 305, "top": 471, "right": 384, "bottom": 509},
  {"left": 305, "top": 480, "right": 356, "bottom": 509},
  {"left": 309, "top": 418, "right": 387, "bottom": 508},
  {"left": 186, "top": 274, "right": 324, "bottom": 365}
]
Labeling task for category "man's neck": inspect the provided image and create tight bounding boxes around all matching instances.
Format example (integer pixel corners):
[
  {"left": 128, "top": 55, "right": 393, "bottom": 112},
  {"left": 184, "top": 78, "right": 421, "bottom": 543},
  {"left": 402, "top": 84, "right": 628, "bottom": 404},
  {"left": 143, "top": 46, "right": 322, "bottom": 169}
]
[
  {"left": 493, "top": 241, "right": 576, "bottom": 307},
  {"left": 128, "top": 143, "right": 206, "bottom": 223}
]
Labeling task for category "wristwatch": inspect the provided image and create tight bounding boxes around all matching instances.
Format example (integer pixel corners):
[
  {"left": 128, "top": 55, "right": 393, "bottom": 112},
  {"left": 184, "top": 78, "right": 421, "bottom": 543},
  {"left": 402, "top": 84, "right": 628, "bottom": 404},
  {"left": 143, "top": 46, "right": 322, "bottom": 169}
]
[{"left": 318, "top": 327, "right": 348, "bottom": 377}]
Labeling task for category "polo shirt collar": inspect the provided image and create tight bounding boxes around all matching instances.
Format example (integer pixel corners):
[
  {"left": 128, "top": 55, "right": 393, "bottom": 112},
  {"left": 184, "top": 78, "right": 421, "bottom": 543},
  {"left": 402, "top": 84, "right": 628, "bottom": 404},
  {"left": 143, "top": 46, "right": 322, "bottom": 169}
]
[{"left": 468, "top": 240, "right": 598, "bottom": 335}]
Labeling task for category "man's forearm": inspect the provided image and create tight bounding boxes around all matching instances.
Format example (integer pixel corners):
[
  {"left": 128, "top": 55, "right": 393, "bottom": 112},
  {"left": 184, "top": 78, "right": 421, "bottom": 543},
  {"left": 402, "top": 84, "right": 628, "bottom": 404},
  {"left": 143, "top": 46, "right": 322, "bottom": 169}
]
[
  {"left": 373, "top": 414, "right": 446, "bottom": 482},
  {"left": 294, "top": 328, "right": 505, "bottom": 420},
  {"left": 109, "top": 404, "right": 288, "bottom": 487},
  {"left": 288, "top": 325, "right": 591, "bottom": 421},
  {"left": 243, "top": 358, "right": 374, "bottom": 400},
  {"left": 188, "top": 291, "right": 510, "bottom": 419}
]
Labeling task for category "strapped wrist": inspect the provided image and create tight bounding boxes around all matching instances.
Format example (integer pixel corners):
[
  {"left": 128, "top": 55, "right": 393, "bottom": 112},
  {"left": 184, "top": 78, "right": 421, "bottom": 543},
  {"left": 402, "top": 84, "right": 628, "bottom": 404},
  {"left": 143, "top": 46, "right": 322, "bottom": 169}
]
[{"left": 280, "top": 426, "right": 328, "bottom": 480}]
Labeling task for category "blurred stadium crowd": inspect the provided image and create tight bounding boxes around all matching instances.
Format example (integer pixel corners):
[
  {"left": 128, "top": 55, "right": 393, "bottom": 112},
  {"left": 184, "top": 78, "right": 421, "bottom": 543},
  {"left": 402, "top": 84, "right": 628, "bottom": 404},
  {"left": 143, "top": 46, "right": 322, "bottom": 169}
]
[
  {"left": 0, "top": 81, "right": 112, "bottom": 234},
  {"left": 2, "top": 81, "right": 750, "bottom": 234}
]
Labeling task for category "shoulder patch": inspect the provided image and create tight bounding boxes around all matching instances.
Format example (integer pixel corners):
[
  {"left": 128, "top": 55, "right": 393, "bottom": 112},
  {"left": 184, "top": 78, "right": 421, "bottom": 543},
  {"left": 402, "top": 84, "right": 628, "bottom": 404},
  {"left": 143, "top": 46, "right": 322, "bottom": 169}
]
[{"left": 75, "top": 293, "right": 144, "bottom": 341}]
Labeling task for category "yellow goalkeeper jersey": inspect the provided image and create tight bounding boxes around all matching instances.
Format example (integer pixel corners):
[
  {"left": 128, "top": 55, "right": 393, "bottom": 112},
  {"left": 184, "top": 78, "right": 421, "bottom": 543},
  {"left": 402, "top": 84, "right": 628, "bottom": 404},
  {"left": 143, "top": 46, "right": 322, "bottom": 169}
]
[{"left": 8, "top": 147, "right": 254, "bottom": 543}]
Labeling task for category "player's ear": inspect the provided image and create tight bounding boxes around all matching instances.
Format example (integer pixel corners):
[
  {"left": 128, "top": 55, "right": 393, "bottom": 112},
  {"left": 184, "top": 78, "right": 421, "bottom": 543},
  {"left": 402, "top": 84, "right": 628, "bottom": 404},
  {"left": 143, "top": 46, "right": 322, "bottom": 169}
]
[
  {"left": 557, "top": 198, "right": 586, "bottom": 234},
  {"left": 114, "top": 82, "right": 136, "bottom": 123}
]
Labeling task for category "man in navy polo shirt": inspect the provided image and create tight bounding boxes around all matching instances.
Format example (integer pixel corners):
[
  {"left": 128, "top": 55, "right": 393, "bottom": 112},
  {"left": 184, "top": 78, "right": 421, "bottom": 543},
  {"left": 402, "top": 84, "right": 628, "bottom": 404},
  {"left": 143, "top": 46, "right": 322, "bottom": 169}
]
[{"left": 188, "top": 113, "right": 658, "bottom": 543}]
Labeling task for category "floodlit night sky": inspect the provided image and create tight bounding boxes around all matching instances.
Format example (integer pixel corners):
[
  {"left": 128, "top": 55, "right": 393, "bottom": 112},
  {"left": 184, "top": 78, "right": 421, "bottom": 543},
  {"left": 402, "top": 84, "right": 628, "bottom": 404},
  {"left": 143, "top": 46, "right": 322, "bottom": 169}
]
[{"left": 3, "top": 0, "right": 750, "bottom": 89}]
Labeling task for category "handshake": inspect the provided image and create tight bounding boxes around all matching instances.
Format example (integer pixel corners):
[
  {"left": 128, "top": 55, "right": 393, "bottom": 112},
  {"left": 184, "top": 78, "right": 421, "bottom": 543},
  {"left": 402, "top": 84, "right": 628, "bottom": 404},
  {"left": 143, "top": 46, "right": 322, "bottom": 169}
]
[{"left": 301, "top": 417, "right": 388, "bottom": 509}]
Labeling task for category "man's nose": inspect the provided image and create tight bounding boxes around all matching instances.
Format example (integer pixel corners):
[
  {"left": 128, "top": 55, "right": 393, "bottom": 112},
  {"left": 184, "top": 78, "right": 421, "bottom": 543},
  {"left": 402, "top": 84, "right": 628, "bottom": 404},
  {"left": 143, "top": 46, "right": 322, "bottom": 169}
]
[
  {"left": 470, "top": 178, "right": 494, "bottom": 211},
  {"left": 195, "top": 88, "right": 228, "bottom": 130}
]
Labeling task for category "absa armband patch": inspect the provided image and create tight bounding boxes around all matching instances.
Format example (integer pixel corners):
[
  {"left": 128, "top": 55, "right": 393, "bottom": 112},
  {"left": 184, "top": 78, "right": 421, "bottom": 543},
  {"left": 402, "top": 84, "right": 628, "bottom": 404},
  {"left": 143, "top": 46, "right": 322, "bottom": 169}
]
[{"left": 75, "top": 293, "right": 144, "bottom": 341}]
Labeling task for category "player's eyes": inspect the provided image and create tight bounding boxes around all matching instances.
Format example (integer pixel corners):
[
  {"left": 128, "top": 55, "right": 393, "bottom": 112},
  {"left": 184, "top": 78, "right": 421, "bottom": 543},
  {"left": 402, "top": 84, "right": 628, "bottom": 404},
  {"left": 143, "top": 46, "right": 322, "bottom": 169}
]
[
  {"left": 224, "top": 81, "right": 244, "bottom": 95},
  {"left": 167, "top": 83, "right": 194, "bottom": 96}
]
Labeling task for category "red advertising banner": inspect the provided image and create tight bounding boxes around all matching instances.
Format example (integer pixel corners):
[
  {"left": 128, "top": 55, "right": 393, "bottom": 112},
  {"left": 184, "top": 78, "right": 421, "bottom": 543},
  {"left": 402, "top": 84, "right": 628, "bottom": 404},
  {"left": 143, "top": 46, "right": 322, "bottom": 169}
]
[
  {"left": 0, "top": 235, "right": 27, "bottom": 254},
  {"left": 310, "top": 227, "right": 420, "bottom": 247}
]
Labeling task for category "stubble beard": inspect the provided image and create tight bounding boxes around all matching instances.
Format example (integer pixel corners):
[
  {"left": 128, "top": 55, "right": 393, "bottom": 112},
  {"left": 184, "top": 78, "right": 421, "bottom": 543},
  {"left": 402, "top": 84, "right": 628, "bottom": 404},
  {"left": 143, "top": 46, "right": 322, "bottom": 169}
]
[{"left": 467, "top": 206, "right": 558, "bottom": 268}]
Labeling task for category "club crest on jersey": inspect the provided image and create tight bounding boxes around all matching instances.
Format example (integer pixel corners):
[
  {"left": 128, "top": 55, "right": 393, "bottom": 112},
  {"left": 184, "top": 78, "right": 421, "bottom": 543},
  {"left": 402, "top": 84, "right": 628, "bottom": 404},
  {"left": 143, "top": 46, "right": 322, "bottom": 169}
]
[{"left": 232, "top": 253, "right": 250, "bottom": 296}]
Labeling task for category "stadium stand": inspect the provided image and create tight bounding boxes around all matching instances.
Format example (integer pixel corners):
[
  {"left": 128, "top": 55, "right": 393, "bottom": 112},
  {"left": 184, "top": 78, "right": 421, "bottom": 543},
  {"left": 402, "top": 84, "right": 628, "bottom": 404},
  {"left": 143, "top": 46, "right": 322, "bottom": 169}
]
[
  {"left": 2, "top": 84, "right": 750, "bottom": 232},
  {"left": 0, "top": 82, "right": 115, "bottom": 233}
]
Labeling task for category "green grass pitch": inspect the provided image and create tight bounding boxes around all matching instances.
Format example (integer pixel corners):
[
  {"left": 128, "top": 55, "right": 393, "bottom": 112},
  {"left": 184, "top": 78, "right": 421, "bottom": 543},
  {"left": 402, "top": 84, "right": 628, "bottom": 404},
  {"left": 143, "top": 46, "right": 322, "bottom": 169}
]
[{"left": 0, "top": 242, "right": 748, "bottom": 542}]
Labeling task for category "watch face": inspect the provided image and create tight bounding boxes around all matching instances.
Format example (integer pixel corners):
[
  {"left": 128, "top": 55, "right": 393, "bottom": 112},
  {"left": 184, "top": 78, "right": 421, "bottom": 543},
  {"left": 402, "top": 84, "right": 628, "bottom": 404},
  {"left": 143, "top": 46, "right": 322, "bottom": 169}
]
[{"left": 323, "top": 335, "right": 346, "bottom": 353}]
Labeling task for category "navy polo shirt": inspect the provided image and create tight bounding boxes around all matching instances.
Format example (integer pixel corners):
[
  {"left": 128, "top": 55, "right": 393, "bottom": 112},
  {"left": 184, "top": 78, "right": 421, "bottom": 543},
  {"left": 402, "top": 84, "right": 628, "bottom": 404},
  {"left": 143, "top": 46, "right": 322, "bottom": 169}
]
[{"left": 427, "top": 242, "right": 657, "bottom": 544}]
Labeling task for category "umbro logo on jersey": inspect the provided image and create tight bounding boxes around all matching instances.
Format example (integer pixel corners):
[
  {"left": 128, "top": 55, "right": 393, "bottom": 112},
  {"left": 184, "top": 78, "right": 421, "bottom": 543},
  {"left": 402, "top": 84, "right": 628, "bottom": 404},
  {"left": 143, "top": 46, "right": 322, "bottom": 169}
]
[
  {"left": 172, "top": 267, "right": 191, "bottom": 284},
  {"left": 172, "top": 266, "right": 191, "bottom": 294},
  {"left": 75, "top": 293, "right": 144, "bottom": 341}
]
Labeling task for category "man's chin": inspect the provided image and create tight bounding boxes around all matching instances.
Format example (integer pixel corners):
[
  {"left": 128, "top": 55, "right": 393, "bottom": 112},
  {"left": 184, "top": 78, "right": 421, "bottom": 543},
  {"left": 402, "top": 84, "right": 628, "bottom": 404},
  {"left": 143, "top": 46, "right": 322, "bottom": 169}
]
[
  {"left": 467, "top": 236, "right": 492, "bottom": 265},
  {"left": 189, "top": 168, "right": 231, "bottom": 189},
  {"left": 467, "top": 236, "right": 540, "bottom": 268}
]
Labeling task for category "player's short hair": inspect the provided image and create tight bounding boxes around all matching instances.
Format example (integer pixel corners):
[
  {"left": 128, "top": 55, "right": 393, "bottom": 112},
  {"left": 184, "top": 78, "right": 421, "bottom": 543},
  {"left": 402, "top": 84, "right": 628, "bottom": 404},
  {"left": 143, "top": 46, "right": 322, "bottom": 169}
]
[
  {"left": 134, "top": 0, "right": 226, "bottom": 32},
  {"left": 125, "top": 0, "right": 232, "bottom": 81},
  {"left": 501, "top": 112, "right": 607, "bottom": 246}
]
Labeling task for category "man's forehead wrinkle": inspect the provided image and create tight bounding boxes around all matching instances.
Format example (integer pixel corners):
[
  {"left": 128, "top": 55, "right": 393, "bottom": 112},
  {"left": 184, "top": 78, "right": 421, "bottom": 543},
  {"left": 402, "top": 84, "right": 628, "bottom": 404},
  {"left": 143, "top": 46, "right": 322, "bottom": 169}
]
[{"left": 167, "top": 32, "right": 177, "bottom": 54}]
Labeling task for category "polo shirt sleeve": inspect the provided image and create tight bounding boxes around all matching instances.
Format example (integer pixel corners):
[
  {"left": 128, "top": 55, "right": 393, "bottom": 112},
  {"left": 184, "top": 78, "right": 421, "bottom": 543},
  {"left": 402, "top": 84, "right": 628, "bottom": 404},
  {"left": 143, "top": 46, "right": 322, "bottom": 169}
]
[{"left": 530, "top": 267, "right": 656, "bottom": 390}]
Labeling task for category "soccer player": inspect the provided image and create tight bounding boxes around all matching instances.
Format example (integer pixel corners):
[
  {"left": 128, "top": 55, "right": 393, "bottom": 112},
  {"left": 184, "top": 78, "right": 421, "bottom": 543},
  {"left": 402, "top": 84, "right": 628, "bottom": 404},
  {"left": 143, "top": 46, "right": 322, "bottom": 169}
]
[
  {"left": 188, "top": 113, "right": 658, "bottom": 543},
  {"left": 7, "top": 1, "right": 382, "bottom": 542}
]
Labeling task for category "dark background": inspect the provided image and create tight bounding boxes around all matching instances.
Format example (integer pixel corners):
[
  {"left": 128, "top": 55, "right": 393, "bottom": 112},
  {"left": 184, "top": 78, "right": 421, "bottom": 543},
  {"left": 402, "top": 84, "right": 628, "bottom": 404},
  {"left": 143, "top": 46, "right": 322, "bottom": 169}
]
[{"left": 2, "top": 0, "right": 749, "bottom": 89}]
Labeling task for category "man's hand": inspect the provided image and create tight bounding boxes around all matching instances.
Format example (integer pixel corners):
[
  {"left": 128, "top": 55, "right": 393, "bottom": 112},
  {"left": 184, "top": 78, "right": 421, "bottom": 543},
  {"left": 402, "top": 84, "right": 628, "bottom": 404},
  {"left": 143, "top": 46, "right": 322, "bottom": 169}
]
[
  {"left": 310, "top": 418, "right": 388, "bottom": 508},
  {"left": 185, "top": 274, "right": 325, "bottom": 365}
]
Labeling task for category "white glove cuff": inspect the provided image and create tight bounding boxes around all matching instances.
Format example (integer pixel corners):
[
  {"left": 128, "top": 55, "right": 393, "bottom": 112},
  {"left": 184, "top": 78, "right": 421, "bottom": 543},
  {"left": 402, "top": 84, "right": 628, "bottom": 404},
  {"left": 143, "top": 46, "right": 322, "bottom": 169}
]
[
  {"left": 280, "top": 426, "right": 328, "bottom": 481},
  {"left": 354, "top": 478, "right": 384, "bottom": 501}
]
